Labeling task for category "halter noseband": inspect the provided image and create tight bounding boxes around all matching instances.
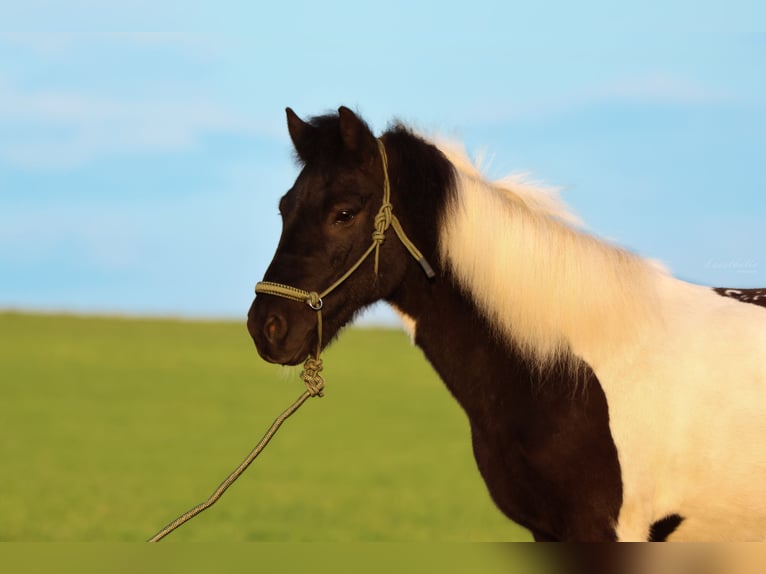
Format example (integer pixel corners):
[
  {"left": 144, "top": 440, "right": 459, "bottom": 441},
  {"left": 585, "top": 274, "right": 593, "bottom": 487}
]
[{"left": 254, "top": 139, "right": 435, "bottom": 396}]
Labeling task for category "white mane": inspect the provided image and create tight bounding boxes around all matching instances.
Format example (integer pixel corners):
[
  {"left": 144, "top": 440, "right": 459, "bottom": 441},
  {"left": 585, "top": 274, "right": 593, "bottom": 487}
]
[{"left": 435, "top": 140, "right": 664, "bottom": 369}]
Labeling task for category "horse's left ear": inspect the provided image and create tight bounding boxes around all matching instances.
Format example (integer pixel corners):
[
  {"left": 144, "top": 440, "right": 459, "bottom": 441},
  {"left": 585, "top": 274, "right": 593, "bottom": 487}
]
[{"left": 338, "top": 106, "right": 376, "bottom": 159}]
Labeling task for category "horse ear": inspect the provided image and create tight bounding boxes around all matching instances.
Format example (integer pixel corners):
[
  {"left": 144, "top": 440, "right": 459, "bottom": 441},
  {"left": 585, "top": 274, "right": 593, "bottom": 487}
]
[
  {"left": 286, "top": 107, "right": 313, "bottom": 161},
  {"left": 338, "top": 106, "right": 376, "bottom": 159}
]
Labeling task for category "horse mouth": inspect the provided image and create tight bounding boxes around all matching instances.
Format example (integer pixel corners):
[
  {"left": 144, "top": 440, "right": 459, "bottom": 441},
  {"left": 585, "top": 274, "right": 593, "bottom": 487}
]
[{"left": 256, "top": 345, "right": 310, "bottom": 367}]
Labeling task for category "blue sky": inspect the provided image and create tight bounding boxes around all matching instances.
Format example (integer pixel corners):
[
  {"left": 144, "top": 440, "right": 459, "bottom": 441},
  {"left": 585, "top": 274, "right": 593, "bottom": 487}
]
[{"left": 1, "top": 1, "right": 764, "bottom": 324}]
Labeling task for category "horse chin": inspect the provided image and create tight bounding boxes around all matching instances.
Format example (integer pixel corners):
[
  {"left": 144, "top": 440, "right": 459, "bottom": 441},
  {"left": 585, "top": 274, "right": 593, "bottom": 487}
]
[
  {"left": 254, "top": 341, "right": 312, "bottom": 367},
  {"left": 261, "top": 318, "right": 344, "bottom": 366}
]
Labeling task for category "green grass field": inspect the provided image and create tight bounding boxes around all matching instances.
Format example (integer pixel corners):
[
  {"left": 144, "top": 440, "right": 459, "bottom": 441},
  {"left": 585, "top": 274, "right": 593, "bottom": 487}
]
[{"left": 0, "top": 312, "right": 531, "bottom": 542}]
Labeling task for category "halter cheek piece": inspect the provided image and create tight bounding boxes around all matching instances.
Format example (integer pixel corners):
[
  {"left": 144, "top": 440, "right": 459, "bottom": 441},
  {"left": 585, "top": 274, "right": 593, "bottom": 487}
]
[{"left": 255, "top": 139, "right": 435, "bottom": 396}]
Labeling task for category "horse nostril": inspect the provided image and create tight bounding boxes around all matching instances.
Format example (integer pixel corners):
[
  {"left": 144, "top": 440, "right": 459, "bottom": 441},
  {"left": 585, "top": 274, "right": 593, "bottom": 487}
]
[{"left": 264, "top": 314, "right": 287, "bottom": 344}]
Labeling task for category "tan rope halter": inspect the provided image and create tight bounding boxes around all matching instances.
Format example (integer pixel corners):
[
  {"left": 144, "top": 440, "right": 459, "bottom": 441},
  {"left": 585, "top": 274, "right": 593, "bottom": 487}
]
[
  {"left": 255, "top": 138, "right": 435, "bottom": 396},
  {"left": 148, "top": 138, "right": 433, "bottom": 542}
]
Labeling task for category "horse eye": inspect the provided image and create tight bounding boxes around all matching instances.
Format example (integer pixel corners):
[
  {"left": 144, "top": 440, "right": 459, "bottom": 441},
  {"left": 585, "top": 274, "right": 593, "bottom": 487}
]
[{"left": 334, "top": 209, "right": 356, "bottom": 224}]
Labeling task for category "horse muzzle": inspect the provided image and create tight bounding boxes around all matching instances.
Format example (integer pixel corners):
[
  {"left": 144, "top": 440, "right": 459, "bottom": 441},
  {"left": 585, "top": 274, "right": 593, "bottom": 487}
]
[{"left": 247, "top": 298, "right": 316, "bottom": 365}]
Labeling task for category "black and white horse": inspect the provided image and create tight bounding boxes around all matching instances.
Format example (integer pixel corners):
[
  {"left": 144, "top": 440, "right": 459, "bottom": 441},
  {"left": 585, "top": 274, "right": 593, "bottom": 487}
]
[{"left": 247, "top": 106, "right": 766, "bottom": 541}]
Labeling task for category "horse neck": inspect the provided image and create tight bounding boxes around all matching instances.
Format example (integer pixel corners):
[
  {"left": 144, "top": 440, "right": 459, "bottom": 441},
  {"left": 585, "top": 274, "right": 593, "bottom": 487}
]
[
  {"left": 385, "top": 132, "right": 663, "bottom": 372},
  {"left": 386, "top": 266, "right": 536, "bottom": 414}
]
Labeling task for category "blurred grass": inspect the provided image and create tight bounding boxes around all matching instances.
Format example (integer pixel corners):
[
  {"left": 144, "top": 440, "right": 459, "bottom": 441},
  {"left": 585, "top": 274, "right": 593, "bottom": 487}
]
[{"left": 0, "top": 312, "right": 530, "bottom": 542}]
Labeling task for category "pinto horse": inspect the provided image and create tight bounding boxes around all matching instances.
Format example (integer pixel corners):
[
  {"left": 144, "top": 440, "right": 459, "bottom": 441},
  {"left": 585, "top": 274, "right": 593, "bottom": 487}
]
[{"left": 247, "top": 106, "right": 766, "bottom": 542}]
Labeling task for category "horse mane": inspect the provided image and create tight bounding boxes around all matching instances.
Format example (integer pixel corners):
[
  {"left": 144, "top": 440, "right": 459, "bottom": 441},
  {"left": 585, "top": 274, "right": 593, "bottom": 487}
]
[{"left": 434, "top": 139, "right": 664, "bottom": 370}]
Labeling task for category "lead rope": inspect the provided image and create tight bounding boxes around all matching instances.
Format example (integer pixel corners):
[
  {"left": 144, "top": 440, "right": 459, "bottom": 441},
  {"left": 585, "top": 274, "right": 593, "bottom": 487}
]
[
  {"left": 147, "top": 315, "right": 326, "bottom": 543},
  {"left": 148, "top": 138, "right": 432, "bottom": 542},
  {"left": 147, "top": 385, "right": 320, "bottom": 542}
]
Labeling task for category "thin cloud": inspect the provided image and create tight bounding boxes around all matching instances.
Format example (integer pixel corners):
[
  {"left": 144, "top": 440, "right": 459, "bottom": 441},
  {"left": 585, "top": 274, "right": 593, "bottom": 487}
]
[
  {"left": 0, "top": 32, "right": 222, "bottom": 60},
  {"left": 465, "top": 73, "right": 740, "bottom": 127},
  {"left": 0, "top": 79, "right": 277, "bottom": 169},
  {"left": 596, "top": 73, "right": 736, "bottom": 106}
]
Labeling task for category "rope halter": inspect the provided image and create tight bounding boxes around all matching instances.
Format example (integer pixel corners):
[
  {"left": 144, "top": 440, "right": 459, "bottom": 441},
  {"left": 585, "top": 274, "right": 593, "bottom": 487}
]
[{"left": 255, "top": 138, "right": 435, "bottom": 396}]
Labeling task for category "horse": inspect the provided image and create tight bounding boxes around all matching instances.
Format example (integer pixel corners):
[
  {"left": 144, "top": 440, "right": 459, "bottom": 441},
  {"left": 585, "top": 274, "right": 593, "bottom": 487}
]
[{"left": 247, "top": 106, "right": 766, "bottom": 542}]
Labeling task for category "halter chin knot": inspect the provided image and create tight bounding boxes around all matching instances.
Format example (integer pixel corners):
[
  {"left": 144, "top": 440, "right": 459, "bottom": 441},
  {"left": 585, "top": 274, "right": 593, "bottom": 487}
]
[{"left": 301, "top": 356, "right": 325, "bottom": 397}]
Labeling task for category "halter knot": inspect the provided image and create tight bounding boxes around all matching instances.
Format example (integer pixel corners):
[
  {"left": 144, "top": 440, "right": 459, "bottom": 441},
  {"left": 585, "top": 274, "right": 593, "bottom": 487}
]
[
  {"left": 372, "top": 201, "right": 393, "bottom": 274},
  {"left": 373, "top": 201, "right": 393, "bottom": 241},
  {"left": 301, "top": 356, "right": 325, "bottom": 397}
]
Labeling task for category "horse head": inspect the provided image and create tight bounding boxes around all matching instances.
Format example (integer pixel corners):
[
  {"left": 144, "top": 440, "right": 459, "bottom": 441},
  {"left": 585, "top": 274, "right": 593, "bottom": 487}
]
[{"left": 247, "top": 107, "right": 429, "bottom": 365}]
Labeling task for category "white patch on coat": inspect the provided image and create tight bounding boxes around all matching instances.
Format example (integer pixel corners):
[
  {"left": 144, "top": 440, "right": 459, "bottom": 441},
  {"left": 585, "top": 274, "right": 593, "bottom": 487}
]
[{"left": 434, "top": 139, "right": 766, "bottom": 541}]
